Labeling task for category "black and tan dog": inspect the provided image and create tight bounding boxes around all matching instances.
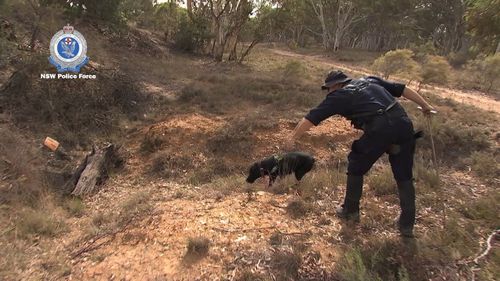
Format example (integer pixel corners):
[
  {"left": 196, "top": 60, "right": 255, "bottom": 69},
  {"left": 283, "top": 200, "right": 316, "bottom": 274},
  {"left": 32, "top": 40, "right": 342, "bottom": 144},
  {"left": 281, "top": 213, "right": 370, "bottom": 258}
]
[{"left": 246, "top": 152, "right": 315, "bottom": 187}]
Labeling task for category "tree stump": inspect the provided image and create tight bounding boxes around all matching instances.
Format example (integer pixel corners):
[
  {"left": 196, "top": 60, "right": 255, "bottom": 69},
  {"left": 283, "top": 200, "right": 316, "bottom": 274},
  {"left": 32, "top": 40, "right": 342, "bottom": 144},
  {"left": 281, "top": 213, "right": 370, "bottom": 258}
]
[{"left": 71, "top": 144, "right": 121, "bottom": 196}]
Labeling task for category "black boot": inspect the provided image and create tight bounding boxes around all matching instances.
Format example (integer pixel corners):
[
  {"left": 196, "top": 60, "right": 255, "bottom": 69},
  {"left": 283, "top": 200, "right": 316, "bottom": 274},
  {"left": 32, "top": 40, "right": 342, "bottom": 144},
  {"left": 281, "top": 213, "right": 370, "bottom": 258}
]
[
  {"left": 397, "top": 180, "right": 416, "bottom": 238},
  {"left": 336, "top": 175, "right": 363, "bottom": 222}
]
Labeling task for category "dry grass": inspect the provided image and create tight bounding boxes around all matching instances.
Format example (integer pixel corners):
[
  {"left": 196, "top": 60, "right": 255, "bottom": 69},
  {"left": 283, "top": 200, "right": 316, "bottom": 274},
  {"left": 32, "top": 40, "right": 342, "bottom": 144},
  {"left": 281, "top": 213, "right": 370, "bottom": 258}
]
[
  {"left": 459, "top": 191, "right": 500, "bottom": 228},
  {"left": 183, "top": 236, "right": 210, "bottom": 263},
  {"left": 16, "top": 208, "right": 66, "bottom": 238},
  {"left": 64, "top": 197, "right": 85, "bottom": 217},
  {"left": 148, "top": 151, "right": 193, "bottom": 178},
  {"left": 470, "top": 151, "right": 499, "bottom": 178},
  {"left": 0, "top": 128, "right": 45, "bottom": 206},
  {"left": 117, "top": 191, "right": 153, "bottom": 227},
  {"left": 235, "top": 270, "right": 268, "bottom": 281},
  {"left": 270, "top": 250, "right": 302, "bottom": 279},
  {"left": 286, "top": 199, "right": 311, "bottom": 219},
  {"left": 367, "top": 166, "right": 396, "bottom": 197},
  {"left": 269, "top": 231, "right": 284, "bottom": 246},
  {"left": 296, "top": 168, "right": 344, "bottom": 200}
]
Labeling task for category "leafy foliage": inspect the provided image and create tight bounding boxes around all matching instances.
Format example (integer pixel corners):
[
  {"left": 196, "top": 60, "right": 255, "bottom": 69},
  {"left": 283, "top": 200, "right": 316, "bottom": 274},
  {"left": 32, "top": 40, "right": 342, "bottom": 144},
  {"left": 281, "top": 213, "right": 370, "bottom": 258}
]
[
  {"left": 420, "top": 55, "right": 452, "bottom": 85},
  {"left": 372, "top": 49, "right": 420, "bottom": 79},
  {"left": 174, "top": 12, "right": 211, "bottom": 52},
  {"left": 466, "top": 0, "right": 500, "bottom": 53},
  {"left": 462, "top": 54, "right": 500, "bottom": 93}
]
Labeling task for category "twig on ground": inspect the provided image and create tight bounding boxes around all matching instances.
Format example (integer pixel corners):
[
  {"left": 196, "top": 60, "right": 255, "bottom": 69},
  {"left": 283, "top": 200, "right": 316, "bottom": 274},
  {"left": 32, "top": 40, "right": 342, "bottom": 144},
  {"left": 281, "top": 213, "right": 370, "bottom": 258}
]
[
  {"left": 473, "top": 229, "right": 499, "bottom": 264},
  {"left": 212, "top": 226, "right": 276, "bottom": 233},
  {"left": 71, "top": 217, "right": 136, "bottom": 259}
]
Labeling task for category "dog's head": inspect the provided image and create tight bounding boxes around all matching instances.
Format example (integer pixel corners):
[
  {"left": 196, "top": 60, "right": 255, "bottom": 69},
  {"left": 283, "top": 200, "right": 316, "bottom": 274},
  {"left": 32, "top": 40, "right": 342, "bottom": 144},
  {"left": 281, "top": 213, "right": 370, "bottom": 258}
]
[{"left": 246, "top": 163, "right": 262, "bottom": 184}]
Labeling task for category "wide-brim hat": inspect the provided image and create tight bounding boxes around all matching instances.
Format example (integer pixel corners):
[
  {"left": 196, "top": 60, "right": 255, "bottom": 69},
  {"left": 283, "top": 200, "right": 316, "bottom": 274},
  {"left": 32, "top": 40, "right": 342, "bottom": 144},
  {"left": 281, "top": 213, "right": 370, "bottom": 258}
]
[{"left": 321, "top": 70, "right": 352, "bottom": 90}]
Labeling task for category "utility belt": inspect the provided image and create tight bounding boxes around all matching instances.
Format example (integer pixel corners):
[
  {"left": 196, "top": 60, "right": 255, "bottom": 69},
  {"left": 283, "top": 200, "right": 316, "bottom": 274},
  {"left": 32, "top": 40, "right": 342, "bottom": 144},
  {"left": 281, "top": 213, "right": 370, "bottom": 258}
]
[{"left": 348, "top": 100, "right": 405, "bottom": 130}]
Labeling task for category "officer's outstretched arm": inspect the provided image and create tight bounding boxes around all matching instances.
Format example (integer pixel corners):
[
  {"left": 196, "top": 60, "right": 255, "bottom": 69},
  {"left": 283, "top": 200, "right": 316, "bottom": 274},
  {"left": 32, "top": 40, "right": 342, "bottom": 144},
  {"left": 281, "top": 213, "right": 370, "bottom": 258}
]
[
  {"left": 284, "top": 118, "right": 314, "bottom": 150},
  {"left": 290, "top": 118, "right": 314, "bottom": 140},
  {"left": 402, "top": 87, "right": 435, "bottom": 113}
]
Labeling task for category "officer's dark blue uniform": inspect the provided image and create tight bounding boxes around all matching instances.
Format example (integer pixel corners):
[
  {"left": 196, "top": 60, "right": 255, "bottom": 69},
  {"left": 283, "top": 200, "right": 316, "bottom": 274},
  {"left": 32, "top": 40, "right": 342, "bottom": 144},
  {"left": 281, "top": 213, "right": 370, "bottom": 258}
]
[{"left": 304, "top": 73, "right": 417, "bottom": 236}]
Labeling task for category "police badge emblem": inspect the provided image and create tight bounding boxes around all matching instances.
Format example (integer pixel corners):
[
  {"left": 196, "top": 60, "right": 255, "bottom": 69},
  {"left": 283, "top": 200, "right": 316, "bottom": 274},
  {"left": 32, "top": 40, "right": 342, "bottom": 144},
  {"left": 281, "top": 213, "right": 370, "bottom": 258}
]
[{"left": 49, "top": 24, "right": 89, "bottom": 73}]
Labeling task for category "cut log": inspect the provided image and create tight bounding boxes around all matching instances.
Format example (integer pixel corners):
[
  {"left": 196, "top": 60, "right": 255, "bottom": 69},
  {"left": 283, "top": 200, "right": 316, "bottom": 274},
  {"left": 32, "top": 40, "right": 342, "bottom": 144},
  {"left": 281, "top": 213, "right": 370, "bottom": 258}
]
[{"left": 71, "top": 144, "right": 121, "bottom": 196}]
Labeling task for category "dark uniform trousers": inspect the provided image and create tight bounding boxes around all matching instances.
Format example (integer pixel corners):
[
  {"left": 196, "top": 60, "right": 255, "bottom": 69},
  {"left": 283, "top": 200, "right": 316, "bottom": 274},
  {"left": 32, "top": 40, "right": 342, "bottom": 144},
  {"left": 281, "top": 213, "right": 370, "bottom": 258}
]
[{"left": 345, "top": 112, "right": 416, "bottom": 228}]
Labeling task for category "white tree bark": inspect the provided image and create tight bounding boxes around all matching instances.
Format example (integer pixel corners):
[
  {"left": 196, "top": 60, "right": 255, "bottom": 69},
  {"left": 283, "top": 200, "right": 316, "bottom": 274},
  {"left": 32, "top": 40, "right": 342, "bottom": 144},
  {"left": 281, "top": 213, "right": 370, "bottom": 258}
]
[{"left": 309, "top": 0, "right": 331, "bottom": 50}]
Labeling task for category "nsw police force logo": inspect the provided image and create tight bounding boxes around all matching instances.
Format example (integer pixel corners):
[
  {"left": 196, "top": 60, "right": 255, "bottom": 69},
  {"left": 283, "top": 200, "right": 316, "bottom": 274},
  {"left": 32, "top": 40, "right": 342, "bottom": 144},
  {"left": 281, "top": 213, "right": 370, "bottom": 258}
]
[{"left": 49, "top": 25, "right": 89, "bottom": 73}]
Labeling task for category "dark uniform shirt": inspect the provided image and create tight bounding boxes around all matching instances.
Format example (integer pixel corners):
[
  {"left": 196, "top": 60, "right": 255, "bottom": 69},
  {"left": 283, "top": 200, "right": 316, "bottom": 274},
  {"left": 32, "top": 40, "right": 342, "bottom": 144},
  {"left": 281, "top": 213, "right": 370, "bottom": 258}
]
[{"left": 305, "top": 76, "right": 406, "bottom": 128}]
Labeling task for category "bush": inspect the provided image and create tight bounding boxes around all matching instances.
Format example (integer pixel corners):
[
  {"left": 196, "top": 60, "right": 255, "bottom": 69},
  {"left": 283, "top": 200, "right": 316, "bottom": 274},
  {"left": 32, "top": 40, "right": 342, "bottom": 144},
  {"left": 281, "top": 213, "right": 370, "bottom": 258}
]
[
  {"left": 412, "top": 41, "right": 437, "bottom": 62},
  {"left": 414, "top": 159, "right": 440, "bottom": 189},
  {"left": 16, "top": 209, "right": 65, "bottom": 237},
  {"left": 270, "top": 250, "right": 302, "bottom": 279},
  {"left": 207, "top": 118, "right": 254, "bottom": 156},
  {"left": 174, "top": 13, "right": 211, "bottom": 52},
  {"left": 372, "top": 49, "right": 420, "bottom": 79},
  {"left": 0, "top": 128, "right": 44, "bottom": 206},
  {"left": 235, "top": 270, "right": 267, "bottom": 281},
  {"left": 460, "top": 191, "right": 499, "bottom": 226},
  {"left": 470, "top": 151, "right": 499, "bottom": 178},
  {"left": 184, "top": 237, "right": 210, "bottom": 263},
  {"left": 286, "top": 199, "right": 310, "bottom": 218},
  {"left": 1, "top": 64, "right": 148, "bottom": 148},
  {"left": 148, "top": 151, "right": 193, "bottom": 178},
  {"left": 64, "top": 197, "right": 85, "bottom": 217},
  {"left": 59, "top": 0, "right": 123, "bottom": 23},
  {"left": 420, "top": 55, "right": 452, "bottom": 85},
  {"left": 461, "top": 54, "right": 500, "bottom": 94},
  {"left": 336, "top": 248, "right": 373, "bottom": 281},
  {"left": 117, "top": 191, "right": 152, "bottom": 227},
  {"left": 282, "top": 60, "right": 307, "bottom": 81},
  {"left": 483, "top": 54, "right": 500, "bottom": 93},
  {"left": 415, "top": 115, "right": 491, "bottom": 164}
]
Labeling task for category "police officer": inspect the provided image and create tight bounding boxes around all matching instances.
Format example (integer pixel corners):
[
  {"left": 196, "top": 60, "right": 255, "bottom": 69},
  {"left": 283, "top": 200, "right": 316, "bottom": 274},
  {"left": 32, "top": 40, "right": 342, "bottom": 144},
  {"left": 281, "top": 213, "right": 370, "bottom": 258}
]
[{"left": 285, "top": 70, "right": 435, "bottom": 238}]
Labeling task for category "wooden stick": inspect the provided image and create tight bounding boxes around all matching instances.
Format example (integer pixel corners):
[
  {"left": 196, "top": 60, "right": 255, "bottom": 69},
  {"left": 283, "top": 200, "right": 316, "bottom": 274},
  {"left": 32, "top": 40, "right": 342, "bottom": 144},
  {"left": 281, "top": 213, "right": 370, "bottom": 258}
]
[
  {"left": 474, "top": 229, "right": 499, "bottom": 264},
  {"left": 212, "top": 226, "right": 276, "bottom": 233}
]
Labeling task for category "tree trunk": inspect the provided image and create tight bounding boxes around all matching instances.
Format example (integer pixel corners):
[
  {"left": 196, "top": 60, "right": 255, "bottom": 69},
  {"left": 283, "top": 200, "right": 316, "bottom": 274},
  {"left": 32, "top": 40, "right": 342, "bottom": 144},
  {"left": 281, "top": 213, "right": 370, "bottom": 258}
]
[
  {"left": 71, "top": 144, "right": 121, "bottom": 197},
  {"left": 496, "top": 41, "right": 500, "bottom": 54},
  {"left": 309, "top": 0, "right": 331, "bottom": 50},
  {"left": 239, "top": 39, "right": 259, "bottom": 63}
]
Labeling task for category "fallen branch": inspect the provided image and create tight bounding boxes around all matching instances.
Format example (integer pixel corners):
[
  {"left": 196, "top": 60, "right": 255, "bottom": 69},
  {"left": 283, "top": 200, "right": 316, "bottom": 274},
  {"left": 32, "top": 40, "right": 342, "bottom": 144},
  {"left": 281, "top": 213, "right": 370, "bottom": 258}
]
[
  {"left": 212, "top": 226, "right": 276, "bottom": 233},
  {"left": 71, "top": 217, "right": 134, "bottom": 259},
  {"left": 474, "top": 229, "right": 499, "bottom": 264},
  {"left": 277, "top": 230, "right": 310, "bottom": 236}
]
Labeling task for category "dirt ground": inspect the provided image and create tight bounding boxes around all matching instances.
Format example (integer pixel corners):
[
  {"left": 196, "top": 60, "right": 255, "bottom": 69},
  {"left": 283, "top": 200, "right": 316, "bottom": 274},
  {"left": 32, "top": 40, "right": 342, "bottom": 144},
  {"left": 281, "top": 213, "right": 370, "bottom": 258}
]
[{"left": 0, "top": 29, "right": 498, "bottom": 280}]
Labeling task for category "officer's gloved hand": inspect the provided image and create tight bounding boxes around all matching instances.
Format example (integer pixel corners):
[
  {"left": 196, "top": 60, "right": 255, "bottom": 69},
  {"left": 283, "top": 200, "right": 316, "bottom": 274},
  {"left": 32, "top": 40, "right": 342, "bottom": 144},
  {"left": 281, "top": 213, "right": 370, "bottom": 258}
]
[{"left": 421, "top": 105, "right": 437, "bottom": 116}]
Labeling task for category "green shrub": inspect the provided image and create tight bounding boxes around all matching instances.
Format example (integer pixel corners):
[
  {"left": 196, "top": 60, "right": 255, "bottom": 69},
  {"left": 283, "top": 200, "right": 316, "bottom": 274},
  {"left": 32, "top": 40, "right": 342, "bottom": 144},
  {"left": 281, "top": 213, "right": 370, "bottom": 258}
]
[
  {"left": 420, "top": 55, "right": 452, "bottom": 85},
  {"left": 414, "top": 160, "right": 440, "bottom": 189},
  {"left": 483, "top": 54, "right": 500, "bottom": 93},
  {"left": 282, "top": 60, "right": 307, "bottom": 81},
  {"left": 412, "top": 41, "right": 437, "bottom": 62},
  {"left": 372, "top": 49, "right": 420, "bottom": 79},
  {"left": 470, "top": 151, "right": 499, "bottom": 178},
  {"left": 336, "top": 248, "right": 374, "bottom": 281},
  {"left": 461, "top": 54, "right": 500, "bottom": 94},
  {"left": 460, "top": 192, "right": 499, "bottom": 226},
  {"left": 174, "top": 14, "right": 211, "bottom": 53},
  {"left": 60, "top": 0, "right": 123, "bottom": 23}
]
